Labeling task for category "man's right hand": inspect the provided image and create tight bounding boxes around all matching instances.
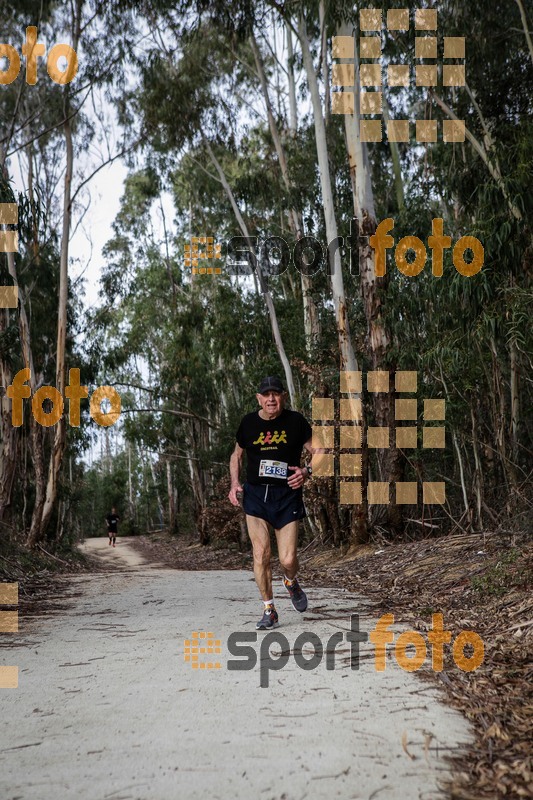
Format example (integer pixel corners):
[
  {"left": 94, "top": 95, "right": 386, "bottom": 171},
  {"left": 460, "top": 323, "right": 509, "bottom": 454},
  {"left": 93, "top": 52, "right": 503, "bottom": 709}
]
[{"left": 228, "top": 484, "right": 244, "bottom": 506}]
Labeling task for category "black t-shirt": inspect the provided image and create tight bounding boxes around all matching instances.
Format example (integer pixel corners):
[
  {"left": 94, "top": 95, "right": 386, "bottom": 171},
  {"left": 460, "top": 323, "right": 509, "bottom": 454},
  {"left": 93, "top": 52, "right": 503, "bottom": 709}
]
[
  {"left": 236, "top": 409, "right": 312, "bottom": 486},
  {"left": 106, "top": 513, "right": 119, "bottom": 532}
]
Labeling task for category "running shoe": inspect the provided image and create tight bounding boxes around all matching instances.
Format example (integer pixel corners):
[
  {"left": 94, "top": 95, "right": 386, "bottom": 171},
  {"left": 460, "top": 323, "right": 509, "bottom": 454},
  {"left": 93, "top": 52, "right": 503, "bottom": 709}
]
[
  {"left": 108, "top": 539, "right": 112, "bottom": 545},
  {"left": 256, "top": 605, "right": 279, "bottom": 630},
  {"left": 284, "top": 577, "right": 308, "bottom": 612}
]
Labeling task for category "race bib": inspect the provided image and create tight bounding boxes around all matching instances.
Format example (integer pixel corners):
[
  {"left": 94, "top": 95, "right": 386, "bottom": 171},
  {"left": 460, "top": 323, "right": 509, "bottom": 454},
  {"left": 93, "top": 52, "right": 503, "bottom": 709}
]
[{"left": 259, "top": 459, "right": 288, "bottom": 479}]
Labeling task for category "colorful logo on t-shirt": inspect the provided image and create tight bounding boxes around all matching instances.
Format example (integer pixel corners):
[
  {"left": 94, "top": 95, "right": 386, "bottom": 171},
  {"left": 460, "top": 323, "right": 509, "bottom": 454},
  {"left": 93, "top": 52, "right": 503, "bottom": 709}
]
[{"left": 252, "top": 430, "right": 287, "bottom": 446}]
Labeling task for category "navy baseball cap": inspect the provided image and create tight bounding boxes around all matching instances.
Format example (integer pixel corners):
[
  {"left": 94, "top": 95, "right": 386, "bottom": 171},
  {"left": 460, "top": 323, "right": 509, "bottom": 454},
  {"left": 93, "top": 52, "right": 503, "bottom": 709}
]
[{"left": 257, "top": 376, "right": 285, "bottom": 394}]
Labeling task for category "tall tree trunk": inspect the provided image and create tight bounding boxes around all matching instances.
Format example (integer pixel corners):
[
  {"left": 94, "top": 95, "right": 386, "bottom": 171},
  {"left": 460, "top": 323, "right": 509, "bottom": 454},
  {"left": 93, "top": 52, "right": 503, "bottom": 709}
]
[
  {"left": 150, "top": 458, "right": 164, "bottom": 528},
  {"left": 38, "top": 1, "right": 82, "bottom": 542},
  {"left": 338, "top": 19, "right": 403, "bottom": 533},
  {"left": 128, "top": 441, "right": 135, "bottom": 525},
  {"left": 38, "top": 113, "right": 72, "bottom": 538},
  {"left": 297, "top": 13, "right": 358, "bottom": 374},
  {"left": 166, "top": 458, "right": 177, "bottom": 534},
  {"left": 5, "top": 249, "right": 47, "bottom": 544},
  {"left": 297, "top": 13, "right": 368, "bottom": 543}
]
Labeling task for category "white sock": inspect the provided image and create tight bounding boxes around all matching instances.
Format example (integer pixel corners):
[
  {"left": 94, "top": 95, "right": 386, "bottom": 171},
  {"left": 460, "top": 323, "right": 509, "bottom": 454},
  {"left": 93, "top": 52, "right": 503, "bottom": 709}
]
[
  {"left": 284, "top": 575, "right": 295, "bottom": 585},
  {"left": 263, "top": 599, "right": 274, "bottom": 608}
]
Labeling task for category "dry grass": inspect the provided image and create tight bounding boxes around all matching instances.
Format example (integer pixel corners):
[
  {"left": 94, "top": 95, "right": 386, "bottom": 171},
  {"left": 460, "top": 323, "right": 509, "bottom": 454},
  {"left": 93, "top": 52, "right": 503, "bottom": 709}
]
[{"left": 300, "top": 530, "right": 533, "bottom": 799}]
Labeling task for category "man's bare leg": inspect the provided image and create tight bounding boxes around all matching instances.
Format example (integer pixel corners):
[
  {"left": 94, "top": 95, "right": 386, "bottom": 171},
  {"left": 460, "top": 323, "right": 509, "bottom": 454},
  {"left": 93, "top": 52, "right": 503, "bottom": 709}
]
[
  {"left": 246, "top": 514, "right": 273, "bottom": 600},
  {"left": 274, "top": 521, "right": 299, "bottom": 580},
  {"left": 275, "top": 520, "right": 308, "bottom": 612}
]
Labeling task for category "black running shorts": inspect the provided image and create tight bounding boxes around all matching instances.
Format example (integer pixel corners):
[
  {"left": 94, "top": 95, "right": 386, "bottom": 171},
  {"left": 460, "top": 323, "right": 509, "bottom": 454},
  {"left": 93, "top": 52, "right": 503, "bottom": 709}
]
[{"left": 243, "top": 482, "right": 306, "bottom": 529}]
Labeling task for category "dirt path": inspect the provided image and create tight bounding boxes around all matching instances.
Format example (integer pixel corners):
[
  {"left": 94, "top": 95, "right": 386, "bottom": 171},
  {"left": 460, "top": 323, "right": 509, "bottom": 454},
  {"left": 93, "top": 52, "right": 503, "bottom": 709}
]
[
  {"left": 0, "top": 537, "right": 473, "bottom": 800},
  {"left": 77, "top": 535, "right": 165, "bottom": 570}
]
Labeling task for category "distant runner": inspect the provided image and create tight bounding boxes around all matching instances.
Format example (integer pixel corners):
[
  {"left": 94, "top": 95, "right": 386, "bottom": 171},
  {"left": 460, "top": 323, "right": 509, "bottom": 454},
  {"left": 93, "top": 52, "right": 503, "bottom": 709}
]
[
  {"left": 106, "top": 507, "right": 120, "bottom": 547},
  {"left": 229, "top": 376, "right": 314, "bottom": 630}
]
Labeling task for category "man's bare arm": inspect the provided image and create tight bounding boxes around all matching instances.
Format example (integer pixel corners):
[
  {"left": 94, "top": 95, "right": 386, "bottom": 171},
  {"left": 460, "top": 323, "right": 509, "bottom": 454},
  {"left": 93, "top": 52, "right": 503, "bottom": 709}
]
[
  {"left": 287, "top": 437, "right": 327, "bottom": 489},
  {"left": 228, "top": 443, "right": 244, "bottom": 506},
  {"left": 304, "top": 438, "right": 329, "bottom": 472}
]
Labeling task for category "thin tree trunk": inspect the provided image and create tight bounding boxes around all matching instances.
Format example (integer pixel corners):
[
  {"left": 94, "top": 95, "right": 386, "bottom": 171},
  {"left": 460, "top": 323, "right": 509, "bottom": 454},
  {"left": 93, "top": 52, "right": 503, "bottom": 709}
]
[
  {"left": 285, "top": 22, "right": 298, "bottom": 136},
  {"left": 471, "top": 405, "right": 483, "bottom": 529},
  {"left": 452, "top": 431, "right": 471, "bottom": 526},
  {"left": 510, "top": 337, "right": 520, "bottom": 466},
  {"left": 166, "top": 458, "right": 177, "bottom": 534},
  {"left": 0, "top": 309, "right": 17, "bottom": 526},
  {"left": 515, "top": 0, "right": 533, "bottom": 65},
  {"left": 150, "top": 459, "right": 164, "bottom": 529},
  {"left": 297, "top": 13, "right": 368, "bottom": 543},
  {"left": 430, "top": 91, "right": 522, "bottom": 222},
  {"left": 319, "top": 2, "right": 330, "bottom": 120},
  {"left": 186, "top": 424, "right": 208, "bottom": 543},
  {"left": 297, "top": 13, "right": 358, "bottom": 374},
  {"left": 204, "top": 138, "right": 297, "bottom": 405},
  {"left": 128, "top": 441, "right": 134, "bottom": 523},
  {"left": 38, "top": 0, "right": 82, "bottom": 543},
  {"left": 37, "top": 103, "right": 73, "bottom": 543},
  {"left": 250, "top": 33, "right": 320, "bottom": 356},
  {"left": 5, "top": 249, "right": 47, "bottom": 544},
  {"left": 489, "top": 335, "right": 516, "bottom": 491},
  {"left": 382, "top": 95, "right": 405, "bottom": 211}
]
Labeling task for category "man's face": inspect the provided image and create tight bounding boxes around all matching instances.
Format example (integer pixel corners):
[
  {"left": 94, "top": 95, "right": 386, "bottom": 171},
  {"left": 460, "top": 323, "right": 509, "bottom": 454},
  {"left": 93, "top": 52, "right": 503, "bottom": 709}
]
[{"left": 256, "top": 390, "right": 285, "bottom": 418}]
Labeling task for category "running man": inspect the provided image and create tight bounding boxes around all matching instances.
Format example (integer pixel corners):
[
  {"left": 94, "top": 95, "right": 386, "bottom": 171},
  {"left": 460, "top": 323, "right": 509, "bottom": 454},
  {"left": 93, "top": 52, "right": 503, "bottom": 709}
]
[
  {"left": 228, "top": 376, "right": 314, "bottom": 630},
  {"left": 106, "top": 507, "right": 120, "bottom": 547}
]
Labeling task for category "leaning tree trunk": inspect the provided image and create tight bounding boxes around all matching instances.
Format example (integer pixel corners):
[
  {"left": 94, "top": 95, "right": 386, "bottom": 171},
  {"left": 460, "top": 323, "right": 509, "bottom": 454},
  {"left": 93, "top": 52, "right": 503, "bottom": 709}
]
[
  {"left": 250, "top": 33, "right": 320, "bottom": 357},
  {"left": 204, "top": 138, "right": 297, "bottom": 406}
]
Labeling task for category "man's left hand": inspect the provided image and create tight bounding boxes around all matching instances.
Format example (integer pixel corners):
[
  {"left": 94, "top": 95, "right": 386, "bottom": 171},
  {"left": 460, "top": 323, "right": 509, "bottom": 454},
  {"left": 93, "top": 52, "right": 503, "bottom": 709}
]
[{"left": 287, "top": 466, "right": 308, "bottom": 489}]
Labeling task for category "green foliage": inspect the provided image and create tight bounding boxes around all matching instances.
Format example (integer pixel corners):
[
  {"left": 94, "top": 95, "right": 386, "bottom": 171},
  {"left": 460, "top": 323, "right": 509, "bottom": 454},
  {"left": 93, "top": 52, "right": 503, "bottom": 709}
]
[{"left": 471, "top": 550, "right": 524, "bottom": 598}]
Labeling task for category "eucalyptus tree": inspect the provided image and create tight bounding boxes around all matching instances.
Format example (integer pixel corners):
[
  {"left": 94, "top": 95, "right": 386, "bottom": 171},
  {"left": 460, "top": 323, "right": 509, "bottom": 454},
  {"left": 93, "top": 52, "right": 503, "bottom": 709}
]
[
  {"left": 93, "top": 0, "right": 532, "bottom": 542},
  {"left": 0, "top": 0, "right": 138, "bottom": 544}
]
